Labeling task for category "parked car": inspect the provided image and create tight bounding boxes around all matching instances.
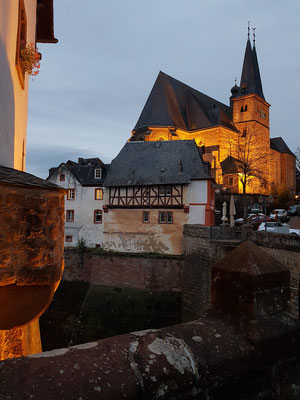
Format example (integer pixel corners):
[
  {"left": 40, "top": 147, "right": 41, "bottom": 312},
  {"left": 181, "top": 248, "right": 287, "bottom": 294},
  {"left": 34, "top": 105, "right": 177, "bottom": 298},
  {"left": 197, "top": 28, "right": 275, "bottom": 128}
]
[
  {"left": 235, "top": 213, "right": 265, "bottom": 225},
  {"left": 257, "top": 222, "right": 300, "bottom": 235},
  {"left": 247, "top": 214, "right": 271, "bottom": 228},
  {"left": 287, "top": 205, "right": 300, "bottom": 216},
  {"left": 269, "top": 209, "right": 287, "bottom": 221}
]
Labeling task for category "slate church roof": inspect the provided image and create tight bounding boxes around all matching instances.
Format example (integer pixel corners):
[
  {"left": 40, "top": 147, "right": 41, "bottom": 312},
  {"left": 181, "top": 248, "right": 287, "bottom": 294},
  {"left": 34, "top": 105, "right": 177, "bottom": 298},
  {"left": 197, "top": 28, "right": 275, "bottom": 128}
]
[
  {"left": 270, "top": 137, "right": 295, "bottom": 156},
  {"left": 104, "top": 140, "right": 212, "bottom": 187},
  {"left": 233, "top": 39, "right": 265, "bottom": 100},
  {"left": 133, "top": 72, "right": 237, "bottom": 134}
]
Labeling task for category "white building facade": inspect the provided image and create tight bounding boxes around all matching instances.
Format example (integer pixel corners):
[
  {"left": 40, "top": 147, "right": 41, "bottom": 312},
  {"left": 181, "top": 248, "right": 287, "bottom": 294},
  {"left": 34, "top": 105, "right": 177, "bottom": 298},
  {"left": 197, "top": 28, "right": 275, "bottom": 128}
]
[{"left": 47, "top": 158, "right": 108, "bottom": 248}]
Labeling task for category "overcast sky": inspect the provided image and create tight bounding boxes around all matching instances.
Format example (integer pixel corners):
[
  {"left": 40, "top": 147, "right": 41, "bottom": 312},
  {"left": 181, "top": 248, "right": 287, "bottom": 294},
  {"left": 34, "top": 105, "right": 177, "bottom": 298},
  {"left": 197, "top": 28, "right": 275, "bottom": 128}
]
[{"left": 26, "top": 0, "right": 300, "bottom": 178}]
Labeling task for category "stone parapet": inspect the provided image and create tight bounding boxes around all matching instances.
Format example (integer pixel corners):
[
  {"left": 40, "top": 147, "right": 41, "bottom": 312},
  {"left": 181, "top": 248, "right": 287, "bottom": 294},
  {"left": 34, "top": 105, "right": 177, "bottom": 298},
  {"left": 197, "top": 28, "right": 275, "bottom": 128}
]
[{"left": 0, "top": 242, "right": 299, "bottom": 399}]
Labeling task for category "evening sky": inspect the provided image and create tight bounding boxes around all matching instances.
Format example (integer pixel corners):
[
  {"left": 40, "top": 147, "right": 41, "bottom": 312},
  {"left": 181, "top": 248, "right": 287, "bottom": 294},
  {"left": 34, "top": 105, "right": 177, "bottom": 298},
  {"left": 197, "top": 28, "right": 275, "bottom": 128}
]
[{"left": 27, "top": 0, "right": 300, "bottom": 178}]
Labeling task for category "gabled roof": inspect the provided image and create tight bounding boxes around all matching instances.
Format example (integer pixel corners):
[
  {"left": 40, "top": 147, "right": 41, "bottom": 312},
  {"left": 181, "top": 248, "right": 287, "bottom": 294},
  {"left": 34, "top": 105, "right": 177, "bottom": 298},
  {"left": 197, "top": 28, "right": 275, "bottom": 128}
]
[
  {"left": 47, "top": 158, "right": 109, "bottom": 186},
  {"left": 133, "top": 72, "right": 237, "bottom": 133},
  {"left": 104, "top": 140, "right": 211, "bottom": 187},
  {"left": 0, "top": 166, "right": 63, "bottom": 190},
  {"left": 270, "top": 137, "right": 295, "bottom": 156},
  {"left": 220, "top": 156, "right": 244, "bottom": 174},
  {"left": 235, "top": 40, "right": 265, "bottom": 100}
]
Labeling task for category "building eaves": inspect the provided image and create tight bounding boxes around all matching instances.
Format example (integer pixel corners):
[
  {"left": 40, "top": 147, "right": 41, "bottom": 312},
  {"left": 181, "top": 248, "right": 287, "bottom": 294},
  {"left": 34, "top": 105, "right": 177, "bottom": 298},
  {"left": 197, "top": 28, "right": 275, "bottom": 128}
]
[
  {"left": 36, "top": 0, "right": 58, "bottom": 43},
  {"left": 270, "top": 137, "right": 295, "bottom": 156},
  {"left": 0, "top": 166, "right": 64, "bottom": 190}
]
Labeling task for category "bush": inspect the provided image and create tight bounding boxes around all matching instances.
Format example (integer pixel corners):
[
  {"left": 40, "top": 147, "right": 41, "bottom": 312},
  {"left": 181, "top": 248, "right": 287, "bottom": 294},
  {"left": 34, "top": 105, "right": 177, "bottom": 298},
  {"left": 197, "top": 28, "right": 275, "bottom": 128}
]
[{"left": 77, "top": 238, "right": 87, "bottom": 253}]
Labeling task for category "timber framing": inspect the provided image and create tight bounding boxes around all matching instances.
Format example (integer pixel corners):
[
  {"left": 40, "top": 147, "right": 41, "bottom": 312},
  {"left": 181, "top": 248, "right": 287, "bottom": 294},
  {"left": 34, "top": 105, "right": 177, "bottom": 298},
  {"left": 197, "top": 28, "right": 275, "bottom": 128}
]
[{"left": 108, "top": 185, "right": 184, "bottom": 208}]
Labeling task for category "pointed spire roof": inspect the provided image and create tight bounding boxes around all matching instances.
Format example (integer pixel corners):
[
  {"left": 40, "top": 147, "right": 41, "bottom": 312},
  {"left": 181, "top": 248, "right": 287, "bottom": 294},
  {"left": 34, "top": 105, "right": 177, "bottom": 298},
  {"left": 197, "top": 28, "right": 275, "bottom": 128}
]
[
  {"left": 133, "top": 72, "right": 237, "bottom": 133},
  {"left": 238, "top": 38, "right": 265, "bottom": 100}
]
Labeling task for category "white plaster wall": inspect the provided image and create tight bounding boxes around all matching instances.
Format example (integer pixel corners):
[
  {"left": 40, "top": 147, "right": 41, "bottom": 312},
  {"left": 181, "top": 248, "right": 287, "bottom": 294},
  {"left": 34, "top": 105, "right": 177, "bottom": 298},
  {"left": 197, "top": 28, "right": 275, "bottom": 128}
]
[
  {"left": 188, "top": 180, "right": 207, "bottom": 224},
  {"left": 0, "top": 0, "right": 36, "bottom": 170},
  {"left": 48, "top": 167, "right": 105, "bottom": 248}
]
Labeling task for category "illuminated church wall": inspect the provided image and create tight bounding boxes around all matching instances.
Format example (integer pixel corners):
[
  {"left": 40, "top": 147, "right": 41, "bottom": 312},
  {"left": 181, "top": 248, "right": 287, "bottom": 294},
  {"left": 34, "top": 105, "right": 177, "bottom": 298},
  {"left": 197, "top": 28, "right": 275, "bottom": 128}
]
[{"left": 0, "top": 0, "right": 37, "bottom": 171}]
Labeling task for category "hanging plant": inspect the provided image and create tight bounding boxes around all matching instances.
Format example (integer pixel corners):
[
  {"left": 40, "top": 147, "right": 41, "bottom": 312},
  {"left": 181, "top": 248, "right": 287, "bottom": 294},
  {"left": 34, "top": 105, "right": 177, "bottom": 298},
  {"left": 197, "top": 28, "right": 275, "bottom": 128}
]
[{"left": 19, "top": 42, "right": 41, "bottom": 77}]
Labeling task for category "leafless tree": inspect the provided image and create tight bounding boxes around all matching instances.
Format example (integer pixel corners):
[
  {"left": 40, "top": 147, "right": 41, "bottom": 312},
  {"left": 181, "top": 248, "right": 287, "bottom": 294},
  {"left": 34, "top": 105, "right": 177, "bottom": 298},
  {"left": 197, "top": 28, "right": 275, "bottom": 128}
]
[{"left": 228, "top": 130, "right": 270, "bottom": 218}]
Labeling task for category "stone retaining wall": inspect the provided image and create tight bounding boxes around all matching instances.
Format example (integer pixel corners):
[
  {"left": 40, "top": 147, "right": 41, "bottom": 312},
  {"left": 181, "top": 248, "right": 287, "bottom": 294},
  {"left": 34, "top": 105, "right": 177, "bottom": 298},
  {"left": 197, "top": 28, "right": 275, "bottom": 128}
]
[{"left": 63, "top": 250, "right": 183, "bottom": 292}]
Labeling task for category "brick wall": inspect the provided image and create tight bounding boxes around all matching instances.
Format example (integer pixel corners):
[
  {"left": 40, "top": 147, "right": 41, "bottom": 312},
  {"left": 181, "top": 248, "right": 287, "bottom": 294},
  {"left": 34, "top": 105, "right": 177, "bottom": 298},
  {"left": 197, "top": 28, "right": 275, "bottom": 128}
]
[{"left": 63, "top": 250, "right": 183, "bottom": 292}]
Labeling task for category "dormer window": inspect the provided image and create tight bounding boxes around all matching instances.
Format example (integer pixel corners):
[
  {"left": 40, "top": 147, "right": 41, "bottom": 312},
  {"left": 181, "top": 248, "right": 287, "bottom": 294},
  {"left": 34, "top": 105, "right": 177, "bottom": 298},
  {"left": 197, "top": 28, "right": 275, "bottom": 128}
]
[
  {"left": 59, "top": 173, "right": 65, "bottom": 182},
  {"left": 94, "top": 168, "right": 102, "bottom": 179}
]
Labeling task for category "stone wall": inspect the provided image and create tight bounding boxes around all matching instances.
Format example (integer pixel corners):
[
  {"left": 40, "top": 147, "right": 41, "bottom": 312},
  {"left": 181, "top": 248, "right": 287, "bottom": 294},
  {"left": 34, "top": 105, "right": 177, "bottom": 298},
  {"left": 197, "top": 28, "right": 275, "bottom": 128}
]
[
  {"left": 0, "top": 168, "right": 65, "bottom": 360},
  {"left": 1, "top": 242, "right": 300, "bottom": 400},
  {"left": 247, "top": 230, "right": 300, "bottom": 317},
  {"left": 63, "top": 250, "right": 183, "bottom": 292},
  {"left": 182, "top": 225, "right": 238, "bottom": 320},
  {"left": 182, "top": 225, "right": 300, "bottom": 320}
]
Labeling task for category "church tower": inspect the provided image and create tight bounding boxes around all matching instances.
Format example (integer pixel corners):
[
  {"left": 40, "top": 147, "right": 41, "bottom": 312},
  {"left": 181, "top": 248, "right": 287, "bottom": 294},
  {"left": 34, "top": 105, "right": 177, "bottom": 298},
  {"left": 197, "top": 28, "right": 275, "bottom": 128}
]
[{"left": 230, "top": 28, "right": 271, "bottom": 193}]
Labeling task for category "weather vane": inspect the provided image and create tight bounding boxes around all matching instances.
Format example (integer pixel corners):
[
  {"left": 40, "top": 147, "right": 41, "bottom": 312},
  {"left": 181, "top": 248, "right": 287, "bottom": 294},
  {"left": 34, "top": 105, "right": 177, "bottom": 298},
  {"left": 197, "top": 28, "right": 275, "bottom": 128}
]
[
  {"left": 234, "top": 77, "right": 237, "bottom": 85},
  {"left": 252, "top": 27, "right": 256, "bottom": 45},
  {"left": 248, "top": 21, "right": 250, "bottom": 40}
]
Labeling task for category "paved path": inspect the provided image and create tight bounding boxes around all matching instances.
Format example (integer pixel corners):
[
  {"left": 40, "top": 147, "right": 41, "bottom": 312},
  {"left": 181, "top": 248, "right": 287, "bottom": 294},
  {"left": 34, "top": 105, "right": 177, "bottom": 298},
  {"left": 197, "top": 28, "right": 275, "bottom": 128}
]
[{"left": 289, "top": 216, "right": 300, "bottom": 229}]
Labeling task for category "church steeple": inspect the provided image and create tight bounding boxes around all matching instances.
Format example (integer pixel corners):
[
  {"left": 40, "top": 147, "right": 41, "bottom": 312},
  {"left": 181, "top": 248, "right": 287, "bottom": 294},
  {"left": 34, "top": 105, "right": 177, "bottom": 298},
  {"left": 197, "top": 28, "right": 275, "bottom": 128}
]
[{"left": 238, "top": 30, "right": 265, "bottom": 100}]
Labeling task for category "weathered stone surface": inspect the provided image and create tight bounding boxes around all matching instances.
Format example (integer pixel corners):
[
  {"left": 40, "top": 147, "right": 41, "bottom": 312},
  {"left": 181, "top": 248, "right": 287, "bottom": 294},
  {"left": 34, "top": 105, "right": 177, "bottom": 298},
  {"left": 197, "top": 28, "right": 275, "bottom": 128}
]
[
  {"left": 63, "top": 250, "right": 183, "bottom": 291},
  {"left": 0, "top": 180, "right": 65, "bottom": 333},
  {"left": 0, "top": 312, "right": 299, "bottom": 399},
  {"left": 0, "top": 241, "right": 299, "bottom": 399},
  {"left": 212, "top": 241, "right": 290, "bottom": 319}
]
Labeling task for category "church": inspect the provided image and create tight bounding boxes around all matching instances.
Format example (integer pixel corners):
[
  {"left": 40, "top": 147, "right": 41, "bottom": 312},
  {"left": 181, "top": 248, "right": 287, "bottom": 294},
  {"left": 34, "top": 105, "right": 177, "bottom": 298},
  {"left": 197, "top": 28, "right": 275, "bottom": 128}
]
[{"left": 129, "top": 32, "right": 296, "bottom": 196}]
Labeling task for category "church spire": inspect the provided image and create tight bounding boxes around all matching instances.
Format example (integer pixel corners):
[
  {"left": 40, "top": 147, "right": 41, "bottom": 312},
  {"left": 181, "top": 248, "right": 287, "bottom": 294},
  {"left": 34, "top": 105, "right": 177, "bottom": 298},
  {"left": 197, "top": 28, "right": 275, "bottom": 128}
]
[{"left": 238, "top": 26, "right": 265, "bottom": 100}]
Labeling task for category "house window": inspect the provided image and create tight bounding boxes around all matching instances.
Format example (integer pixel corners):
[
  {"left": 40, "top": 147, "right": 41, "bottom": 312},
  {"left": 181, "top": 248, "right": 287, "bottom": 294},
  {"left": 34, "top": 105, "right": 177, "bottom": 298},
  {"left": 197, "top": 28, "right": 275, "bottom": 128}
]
[
  {"left": 94, "top": 210, "right": 102, "bottom": 223},
  {"left": 59, "top": 174, "right": 65, "bottom": 182},
  {"left": 95, "top": 244, "right": 101, "bottom": 248},
  {"left": 16, "top": 0, "right": 27, "bottom": 89},
  {"left": 95, "top": 188, "right": 103, "bottom": 200},
  {"left": 66, "top": 210, "right": 74, "bottom": 222},
  {"left": 159, "top": 187, "right": 165, "bottom": 196},
  {"left": 67, "top": 188, "right": 75, "bottom": 200},
  {"left": 94, "top": 168, "right": 102, "bottom": 179},
  {"left": 159, "top": 212, "right": 173, "bottom": 224},
  {"left": 143, "top": 211, "right": 150, "bottom": 223},
  {"left": 65, "top": 235, "right": 73, "bottom": 243},
  {"left": 166, "top": 186, "right": 172, "bottom": 196}
]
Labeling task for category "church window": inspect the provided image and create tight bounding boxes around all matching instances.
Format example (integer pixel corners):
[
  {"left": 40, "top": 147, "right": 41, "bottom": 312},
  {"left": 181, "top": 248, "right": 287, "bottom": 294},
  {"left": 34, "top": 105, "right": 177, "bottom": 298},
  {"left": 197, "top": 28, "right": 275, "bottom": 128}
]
[
  {"left": 16, "top": 0, "right": 27, "bottom": 89},
  {"left": 95, "top": 188, "right": 103, "bottom": 200},
  {"left": 143, "top": 211, "right": 150, "bottom": 223},
  {"left": 94, "top": 210, "right": 102, "bottom": 223},
  {"left": 66, "top": 210, "right": 74, "bottom": 222},
  {"left": 229, "top": 177, "right": 233, "bottom": 186},
  {"left": 67, "top": 188, "right": 75, "bottom": 200},
  {"left": 94, "top": 168, "right": 102, "bottom": 179},
  {"left": 241, "top": 105, "right": 248, "bottom": 113}
]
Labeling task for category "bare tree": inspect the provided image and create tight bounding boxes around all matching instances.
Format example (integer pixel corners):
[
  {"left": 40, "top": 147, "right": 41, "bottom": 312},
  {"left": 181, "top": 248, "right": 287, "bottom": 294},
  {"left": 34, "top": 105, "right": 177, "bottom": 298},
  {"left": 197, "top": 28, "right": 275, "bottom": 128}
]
[{"left": 227, "top": 130, "right": 270, "bottom": 218}]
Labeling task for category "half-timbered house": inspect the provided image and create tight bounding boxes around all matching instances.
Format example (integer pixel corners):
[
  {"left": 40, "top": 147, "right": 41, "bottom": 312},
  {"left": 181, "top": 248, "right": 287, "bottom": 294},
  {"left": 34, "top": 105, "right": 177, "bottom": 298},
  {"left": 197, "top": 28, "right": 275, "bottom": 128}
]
[{"left": 103, "top": 140, "right": 214, "bottom": 255}]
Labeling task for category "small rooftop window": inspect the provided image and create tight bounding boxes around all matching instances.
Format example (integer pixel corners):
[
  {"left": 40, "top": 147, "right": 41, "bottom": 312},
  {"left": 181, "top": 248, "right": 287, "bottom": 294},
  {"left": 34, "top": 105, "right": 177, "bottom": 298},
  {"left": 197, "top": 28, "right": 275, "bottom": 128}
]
[{"left": 94, "top": 168, "right": 102, "bottom": 179}]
